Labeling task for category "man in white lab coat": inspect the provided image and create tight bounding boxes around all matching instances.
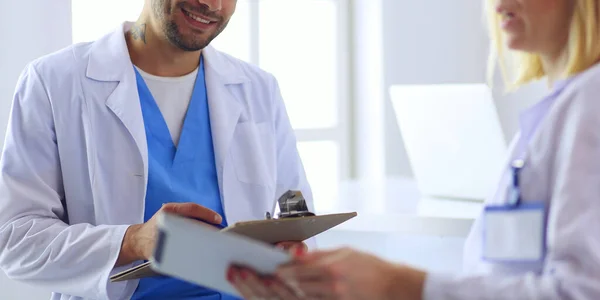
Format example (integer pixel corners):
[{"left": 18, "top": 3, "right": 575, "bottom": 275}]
[{"left": 0, "top": 0, "right": 313, "bottom": 299}]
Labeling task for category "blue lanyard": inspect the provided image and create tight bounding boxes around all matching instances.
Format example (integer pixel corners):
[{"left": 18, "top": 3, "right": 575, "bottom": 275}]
[{"left": 507, "top": 159, "right": 525, "bottom": 206}]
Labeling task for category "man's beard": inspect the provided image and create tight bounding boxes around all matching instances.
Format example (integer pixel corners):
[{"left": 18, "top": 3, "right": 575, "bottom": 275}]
[
  {"left": 152, "top": 0, "right": 229, "bottom": 52},
  {"left": 163, "top": 19, "right": 228, "bottom": 51}
]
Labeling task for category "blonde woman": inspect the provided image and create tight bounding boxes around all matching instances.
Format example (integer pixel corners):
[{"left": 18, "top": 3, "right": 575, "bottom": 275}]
[{"left": 227, "top": 0, "right": 600, "bottom": 298}]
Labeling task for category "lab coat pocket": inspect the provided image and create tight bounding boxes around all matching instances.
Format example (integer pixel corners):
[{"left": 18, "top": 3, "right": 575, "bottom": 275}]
[{"left": 230, "top": 122, "right": 276, "bottom": 187}]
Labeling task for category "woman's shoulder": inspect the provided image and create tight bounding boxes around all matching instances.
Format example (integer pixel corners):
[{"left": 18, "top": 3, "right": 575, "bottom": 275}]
[
  {"left": 559, "top": 62, "right": 600, "bottom": 105},
  {"left": 551, "top": 62, "right": 600, "bottom": 121},
  {"left": 531, "top": 62, "right": 600, "bottom": 162}
]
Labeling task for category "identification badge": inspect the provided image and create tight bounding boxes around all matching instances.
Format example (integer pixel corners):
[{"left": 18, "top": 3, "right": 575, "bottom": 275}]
[
  {"left": 482, "top": 159, "right": 546, "bottom": 262},
  {"left": 482, "top": 202, "right": 546, "bottom": 262}
]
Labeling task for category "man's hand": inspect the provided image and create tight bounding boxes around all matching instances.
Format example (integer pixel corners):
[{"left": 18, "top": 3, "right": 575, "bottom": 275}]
[{"left": 116, "top": 203, "right": 223, "bottom": 266}]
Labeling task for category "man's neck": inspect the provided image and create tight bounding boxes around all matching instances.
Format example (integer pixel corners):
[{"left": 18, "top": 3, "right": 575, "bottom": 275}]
[{"left": 126, "top": 20, "right": 201, "bottom": 77}]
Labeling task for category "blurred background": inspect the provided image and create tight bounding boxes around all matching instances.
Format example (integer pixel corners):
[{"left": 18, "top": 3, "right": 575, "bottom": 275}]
[{"left": 0, "top": 0, "right": 548, "bottom": 298}]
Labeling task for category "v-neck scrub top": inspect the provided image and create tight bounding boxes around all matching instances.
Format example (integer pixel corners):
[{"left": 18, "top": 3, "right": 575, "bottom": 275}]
[{"left": 130, "top": 57, "right": 238, "bottom": 300}]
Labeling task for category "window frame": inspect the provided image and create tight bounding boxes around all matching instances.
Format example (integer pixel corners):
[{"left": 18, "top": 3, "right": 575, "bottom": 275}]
[{"left": 245, "top": 0, "right": 352, "bottom": 181}]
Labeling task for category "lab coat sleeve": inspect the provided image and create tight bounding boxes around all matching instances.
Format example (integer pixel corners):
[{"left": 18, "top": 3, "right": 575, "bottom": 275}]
[
  {"left": 270, "top": 76, "right": 318, "bottom": 250},
  {"left": 422, "top": 86, "right": 600, "bottom": 300},
  {"left": 0, "top": 64, "right": 130, "bottom": 299}
]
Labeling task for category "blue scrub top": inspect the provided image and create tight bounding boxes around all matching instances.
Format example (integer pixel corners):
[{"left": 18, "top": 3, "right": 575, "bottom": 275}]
[{"left": 131, "top": 57, "right": 240, "bottom": 300}]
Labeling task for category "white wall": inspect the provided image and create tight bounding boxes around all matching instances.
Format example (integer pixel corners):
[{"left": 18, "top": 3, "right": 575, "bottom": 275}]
[
  {"left": 0, "top": 0, "right": 72, "bottom": 298},
  {"left": 381, "top": 0, "right": 547, "bottom": 176},
  {"left": 0, "top": 0, "right": 73, "bottom": 150}
]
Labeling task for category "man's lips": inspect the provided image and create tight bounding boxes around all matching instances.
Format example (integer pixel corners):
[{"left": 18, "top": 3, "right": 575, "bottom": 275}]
[{"left": 181, "top": 8, "right": 218, "bottom": 25}]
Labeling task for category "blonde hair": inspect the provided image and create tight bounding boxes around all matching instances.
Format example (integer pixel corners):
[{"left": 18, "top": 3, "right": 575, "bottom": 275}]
[{"left": 486, "top": 0, "right": 600, "bottom": 89}]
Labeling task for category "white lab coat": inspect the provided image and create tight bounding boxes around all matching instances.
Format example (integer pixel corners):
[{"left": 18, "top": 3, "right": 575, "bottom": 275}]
[
  {"left": 424, "top": 62, "right": 600, "bottom": 299},
  {"left": 0, "top": 22, "right": 314, "bottom": 300}
]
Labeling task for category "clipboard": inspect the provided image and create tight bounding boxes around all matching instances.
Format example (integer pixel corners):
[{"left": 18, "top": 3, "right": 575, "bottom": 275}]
[
  {"left": 110, "top": 190, "right": 357, "bottom": 282},
  {"left": 149, "top": 212, "right": 292, "bottom": 297}
]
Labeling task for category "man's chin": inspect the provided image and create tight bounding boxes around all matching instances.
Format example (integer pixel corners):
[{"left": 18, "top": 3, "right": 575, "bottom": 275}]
[
  {"left": 167, "top": 35, "right": 211, "bottom": 52},
  {"left": 164, "top": 22, "right": 216, "bottom": 51}
]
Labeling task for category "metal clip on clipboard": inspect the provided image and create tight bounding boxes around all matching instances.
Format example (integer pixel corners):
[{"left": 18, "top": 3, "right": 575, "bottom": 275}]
[{"left": 265, "top": 190, "right": 316, "bottom": 220}]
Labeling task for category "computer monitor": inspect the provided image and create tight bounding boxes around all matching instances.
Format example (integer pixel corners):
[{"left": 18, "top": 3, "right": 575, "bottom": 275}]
[{"left": 390, "top": 83, "right": 508, "bottom": 201}]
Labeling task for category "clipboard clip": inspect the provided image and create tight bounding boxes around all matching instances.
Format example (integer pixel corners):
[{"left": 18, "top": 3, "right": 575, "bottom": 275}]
[{"left": 267, "top": 190, "right": 316, "bottom": 219}]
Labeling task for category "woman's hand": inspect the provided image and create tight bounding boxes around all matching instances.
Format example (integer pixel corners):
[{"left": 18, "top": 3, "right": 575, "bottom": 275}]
[
  {"left": 227, "top": 241, "right": 307, "bottom": 299},
  {"left": 227, "top": 266, "right": 304, "bottom": 300},
  {"left": 276, "top": 247, "right": 427, "bottom": 300}
]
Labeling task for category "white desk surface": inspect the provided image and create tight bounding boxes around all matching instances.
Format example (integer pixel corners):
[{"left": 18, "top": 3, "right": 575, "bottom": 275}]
[{"left": 315, "top": 177, "right": 483, "bottom": 237}]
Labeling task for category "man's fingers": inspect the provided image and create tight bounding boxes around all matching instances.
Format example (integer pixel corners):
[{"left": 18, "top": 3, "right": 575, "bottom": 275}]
[{"left": 162, "top": 203, "right": 222, "bottom": 224}]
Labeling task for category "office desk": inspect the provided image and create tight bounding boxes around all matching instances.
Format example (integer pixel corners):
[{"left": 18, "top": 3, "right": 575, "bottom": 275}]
[
  {"left": 307, "top": 177, "right": 480, "bottom": 271},
  {"left": 315, "top": 177, "right": 483, "bottom": 237}
]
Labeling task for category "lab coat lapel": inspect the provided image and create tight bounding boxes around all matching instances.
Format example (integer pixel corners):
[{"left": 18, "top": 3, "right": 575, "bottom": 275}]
[
  {"left": 202, "top": 46, "right": 249, "bottom": 186},
  {"left": 86, "top": 22, "right": 148, "bottom": 182},
  {"left": 83, "top": 23, "right": 250, "bottom": 204},
  {"left": 103, "top": 76, "right": 147, "bottom": 172}
]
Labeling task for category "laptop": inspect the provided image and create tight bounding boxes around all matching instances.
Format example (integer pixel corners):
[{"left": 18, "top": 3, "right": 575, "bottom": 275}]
[{"left": 389, "top": 84, "right": 508, "bottom": 202}]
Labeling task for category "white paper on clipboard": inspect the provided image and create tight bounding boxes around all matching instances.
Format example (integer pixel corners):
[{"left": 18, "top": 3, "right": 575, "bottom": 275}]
[{"left": 150, "top": 212, "right": 292, "bottom": 297}]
